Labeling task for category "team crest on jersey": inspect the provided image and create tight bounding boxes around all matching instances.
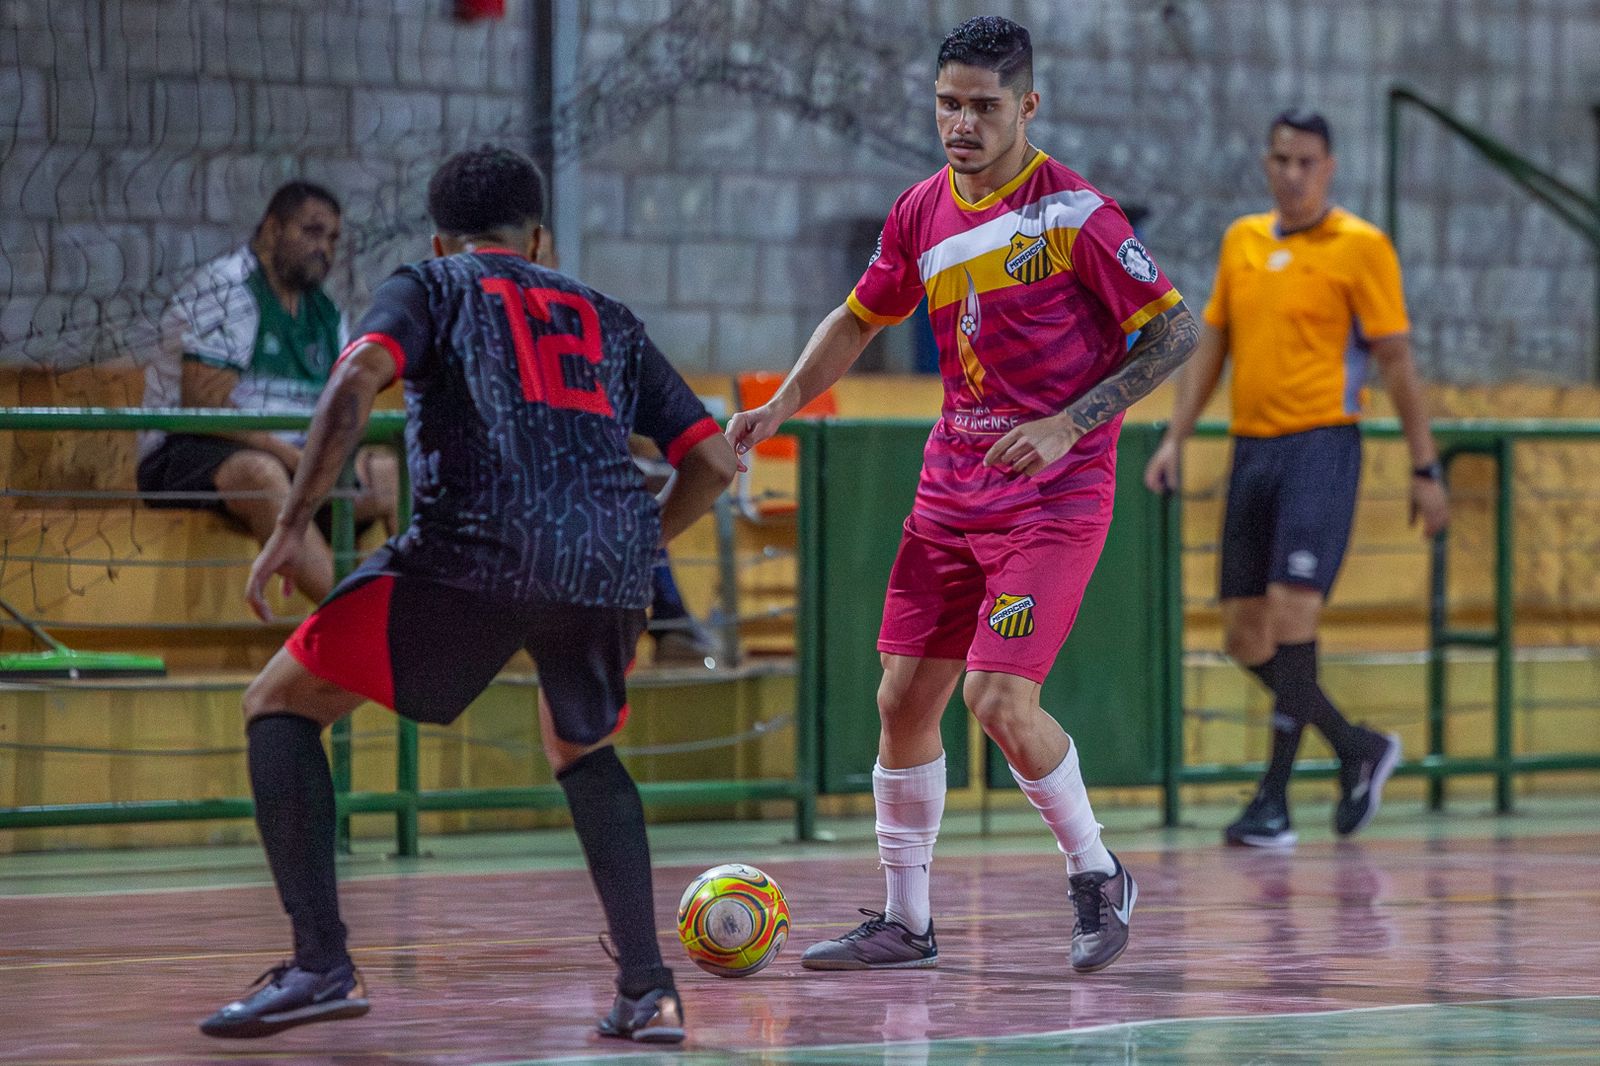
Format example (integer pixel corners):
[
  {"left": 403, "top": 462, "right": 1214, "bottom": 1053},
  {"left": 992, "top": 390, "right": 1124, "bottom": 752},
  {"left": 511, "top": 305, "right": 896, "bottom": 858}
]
[
  {"left": 1117, "top": 237, "right": 1159, "bottom": 283},
  {"left": 988, "top": 593, "right": 1036, "bottom": 639},
  {"left": 1005, "top": 201, "right": 1053, "bottom": 285},
  {"left": 1005, "top": 231, "right": 1052, "bottom": 284}
]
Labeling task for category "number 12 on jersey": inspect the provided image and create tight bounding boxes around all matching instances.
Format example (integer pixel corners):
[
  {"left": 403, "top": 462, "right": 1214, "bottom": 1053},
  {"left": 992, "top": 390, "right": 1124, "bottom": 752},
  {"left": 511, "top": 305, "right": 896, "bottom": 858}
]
[{"left": 481, "top": 278, "right": 614, "bottom": 416}]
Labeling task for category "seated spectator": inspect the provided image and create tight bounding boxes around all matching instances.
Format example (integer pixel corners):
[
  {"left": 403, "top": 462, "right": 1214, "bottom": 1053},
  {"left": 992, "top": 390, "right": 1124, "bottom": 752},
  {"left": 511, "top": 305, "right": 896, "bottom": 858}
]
[{"left": 138, "top": 182, "right": 397, "bottom": 605}]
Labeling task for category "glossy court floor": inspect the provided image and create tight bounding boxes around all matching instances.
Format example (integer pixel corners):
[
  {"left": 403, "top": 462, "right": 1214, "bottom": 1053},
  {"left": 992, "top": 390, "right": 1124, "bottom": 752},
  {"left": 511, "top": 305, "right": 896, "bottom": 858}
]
[{"left": 3, "top": 798, "right": 1598, "bottom": 1065}]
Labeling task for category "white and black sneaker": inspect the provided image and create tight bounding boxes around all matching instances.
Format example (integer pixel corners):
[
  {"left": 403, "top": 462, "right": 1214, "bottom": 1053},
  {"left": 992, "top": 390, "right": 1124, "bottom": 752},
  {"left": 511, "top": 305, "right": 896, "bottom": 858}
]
[
  {"left": 1335, "top": 729, "right": 1402, "bottom": 836},
  {"left": 800, "top": 909, "right": 938, "bottom": 970},
  {"left": 1068, "top": 852, "right": 1136, "bottom": 974}
]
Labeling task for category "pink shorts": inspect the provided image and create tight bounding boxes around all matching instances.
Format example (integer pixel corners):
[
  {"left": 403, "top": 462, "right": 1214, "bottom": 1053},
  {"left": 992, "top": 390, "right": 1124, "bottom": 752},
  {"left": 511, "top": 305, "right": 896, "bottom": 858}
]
[{"left": 877, "top": 510, "right": 1111, "bottom": 684}]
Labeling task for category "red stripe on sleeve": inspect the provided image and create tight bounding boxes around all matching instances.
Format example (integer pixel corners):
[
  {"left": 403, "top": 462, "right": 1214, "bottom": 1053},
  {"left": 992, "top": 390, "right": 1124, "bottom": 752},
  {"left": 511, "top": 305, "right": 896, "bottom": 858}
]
[
  {"left": 664, "top": 417, "right": 721, "bottom": 467},
  {"left": 337, "top": 332, "right": 407, "bottom": 382}
]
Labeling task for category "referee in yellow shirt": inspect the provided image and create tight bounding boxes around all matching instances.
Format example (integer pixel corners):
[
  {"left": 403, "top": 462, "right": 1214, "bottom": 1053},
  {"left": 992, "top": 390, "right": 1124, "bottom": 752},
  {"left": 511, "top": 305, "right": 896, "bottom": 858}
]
[{"left": 1145, "top": 110, "right": 1450, "bottom": 847}]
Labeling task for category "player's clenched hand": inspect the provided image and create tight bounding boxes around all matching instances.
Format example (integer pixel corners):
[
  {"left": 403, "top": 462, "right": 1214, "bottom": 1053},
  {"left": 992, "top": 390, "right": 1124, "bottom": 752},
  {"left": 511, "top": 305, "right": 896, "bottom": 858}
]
[
  {"left": 1410, "top": 478, "right": 1450, "bottom": 538},
  {"left": 1143, "top": 437, "right": 1181, "bottom": 494},
  {"left": 244, "top": 524, "right": 307, "bottom": 623},
  {"left": 724, "top": 404, "right": 787, "bottom": 473},
  {"left": 983, "top": 415, "right": 1083, "bottom": 477}
]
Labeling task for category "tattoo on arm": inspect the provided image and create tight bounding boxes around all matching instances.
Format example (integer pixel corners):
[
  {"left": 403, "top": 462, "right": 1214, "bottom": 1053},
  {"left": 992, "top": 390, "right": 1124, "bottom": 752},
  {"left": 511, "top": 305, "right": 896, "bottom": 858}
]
[{"left": 1064, "top": 302, "right": 1200, "bottom": 436}]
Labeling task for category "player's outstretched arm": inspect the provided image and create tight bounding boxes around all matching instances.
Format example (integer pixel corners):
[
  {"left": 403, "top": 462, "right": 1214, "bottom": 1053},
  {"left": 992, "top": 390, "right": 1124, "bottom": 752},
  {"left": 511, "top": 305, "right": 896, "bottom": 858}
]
[
  {"left": 984, "top": 302, "right": 1200, "bottom": 478},
  {"left": 1143, "top": 320, "right": 1227, "bottom": 494},
  {"left": 724, "top": 302, "right": 879, "bottom": 469},
  {"left": 244, "top": 344, "right": 395, "bottom": 620},
  {"left": 658, "top": 433, "right": 738, "bottom": 544}
]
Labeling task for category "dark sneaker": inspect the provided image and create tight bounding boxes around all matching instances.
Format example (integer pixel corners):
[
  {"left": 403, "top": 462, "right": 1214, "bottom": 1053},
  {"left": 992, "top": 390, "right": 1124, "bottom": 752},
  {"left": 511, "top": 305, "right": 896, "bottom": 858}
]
[
  {"left": 653, "top": 621, "right": 718, "bottom": 666},
  {"left": 1335, "top": 729, "right": 1402, "bottom": 836},
  {"left": 596, "top": 985, "right": 686, "bottom": 1044},
  {"left": 800, "top": 909, "right": 938, "bottom": 970},
  {"left": 1068, "top": 853, "right": 1136, "bottom": 974},
  {"left": 199, "top": 961, "right": 369, "bottom": 1039},
  {"left": 1224, "top": 791, "right": 1298, "bottom": 848}
]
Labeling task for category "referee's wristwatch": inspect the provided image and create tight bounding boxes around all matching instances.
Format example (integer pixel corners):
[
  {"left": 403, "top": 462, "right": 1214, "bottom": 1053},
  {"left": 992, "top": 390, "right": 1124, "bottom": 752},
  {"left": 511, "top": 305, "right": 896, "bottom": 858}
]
[{"left": 1412, "top": 461, "right": 1444, "bottom": 482}]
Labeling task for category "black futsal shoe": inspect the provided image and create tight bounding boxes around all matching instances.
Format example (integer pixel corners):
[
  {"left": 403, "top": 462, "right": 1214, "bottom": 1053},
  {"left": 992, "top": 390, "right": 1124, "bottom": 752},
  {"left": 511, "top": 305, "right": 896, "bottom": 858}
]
[
  {"left": 597, "top": 984, "right": 686, "bottom": 1044},
  {"left": 1224, "top": 790, "right": 1298, "bottom": 848},
  {"left": 1336, "top": 729, "right": 1402, "bottom": 836},
  {"left": 199, "top": 960, "right": 369, "bottom": 1038}
]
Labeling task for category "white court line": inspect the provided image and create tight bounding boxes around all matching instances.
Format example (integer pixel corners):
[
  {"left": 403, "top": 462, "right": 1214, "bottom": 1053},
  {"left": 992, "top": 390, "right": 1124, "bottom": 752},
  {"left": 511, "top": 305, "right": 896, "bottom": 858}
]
[{"left": 477, "top": 994, "right": 1600, "bottom": 1066}]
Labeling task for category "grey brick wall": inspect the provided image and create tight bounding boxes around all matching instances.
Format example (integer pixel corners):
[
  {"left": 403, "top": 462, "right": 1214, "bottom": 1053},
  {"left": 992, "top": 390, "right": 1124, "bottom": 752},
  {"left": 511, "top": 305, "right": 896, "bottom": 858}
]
[
  {"left": 572, "top": 0, "right": 1600, "bottom": 382},
  {"left": 0, "top": 0, "right": 528, "bottom": 369},
  {"left": 3, "top": 0, "right": 1596, "bottom": 384}
]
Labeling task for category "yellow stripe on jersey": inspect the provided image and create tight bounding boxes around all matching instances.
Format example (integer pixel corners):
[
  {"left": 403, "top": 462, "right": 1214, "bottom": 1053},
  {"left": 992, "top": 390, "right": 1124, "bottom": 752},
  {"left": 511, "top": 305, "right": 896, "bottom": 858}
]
[
  {"left": 925, "top": 228, "right": 1084, "bottom": 313},
  {"left": 1120, "top": 289, "right": 1183, "bottom": 334},
  {"left": 846, "top": 289, "right": 912, "bottom": 328}
]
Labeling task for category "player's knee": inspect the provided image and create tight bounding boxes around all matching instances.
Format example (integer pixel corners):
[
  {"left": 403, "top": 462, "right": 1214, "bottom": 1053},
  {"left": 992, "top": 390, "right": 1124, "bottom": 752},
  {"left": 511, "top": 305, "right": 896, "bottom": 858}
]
[
  {"left": 875, "top": 681, "right": 936, "bottom": 733},
  {"left": 963, "top": 679, "right": 1027, "bottom": 745},
  {"left": 1224, "top": 627, "right": 1271, "bottom": 665},
  {"left": 217, "top": 449, "right": 290, "bottom": 493},
  {"left": 241, "top": 674, "right": 290, "bottom": 722}
]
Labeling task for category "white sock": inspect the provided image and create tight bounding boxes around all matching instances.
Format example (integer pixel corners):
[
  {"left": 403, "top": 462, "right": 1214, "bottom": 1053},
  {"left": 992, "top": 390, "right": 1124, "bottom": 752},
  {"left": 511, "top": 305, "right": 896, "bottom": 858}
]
[
  {"left": 874, "top": 754, "right": 945, "bottom": 933},
  {"left": 1010, "top": 739, "right": 1115, "bottom": 876}
]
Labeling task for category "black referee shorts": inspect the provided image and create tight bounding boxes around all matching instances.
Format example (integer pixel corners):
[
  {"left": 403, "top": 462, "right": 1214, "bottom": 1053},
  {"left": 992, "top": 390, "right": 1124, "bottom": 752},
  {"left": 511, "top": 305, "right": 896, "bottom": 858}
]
[{"left": 1219, "top": 424, "right": 1362, "bottom": 600}]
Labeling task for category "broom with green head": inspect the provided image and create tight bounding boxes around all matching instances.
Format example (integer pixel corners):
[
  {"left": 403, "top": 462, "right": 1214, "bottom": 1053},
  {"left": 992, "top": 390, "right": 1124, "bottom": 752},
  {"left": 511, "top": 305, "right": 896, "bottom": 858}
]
[{"left": 0, "top": 596, "right": 165, "bottom": 679}]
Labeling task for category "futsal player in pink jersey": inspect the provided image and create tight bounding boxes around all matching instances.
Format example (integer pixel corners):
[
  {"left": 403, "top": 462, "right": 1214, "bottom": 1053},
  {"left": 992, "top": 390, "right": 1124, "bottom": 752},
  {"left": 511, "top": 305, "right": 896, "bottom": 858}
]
[{"left": 726, "top": 16, "right": 1198, "bottom": 974}]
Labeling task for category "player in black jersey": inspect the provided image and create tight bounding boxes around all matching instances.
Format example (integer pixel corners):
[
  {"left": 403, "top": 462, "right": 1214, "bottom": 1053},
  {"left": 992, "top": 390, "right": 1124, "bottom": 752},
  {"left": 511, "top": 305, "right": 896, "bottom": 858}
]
[{"left": 199, "top": 145, "right": 736, "bottom": 1045}]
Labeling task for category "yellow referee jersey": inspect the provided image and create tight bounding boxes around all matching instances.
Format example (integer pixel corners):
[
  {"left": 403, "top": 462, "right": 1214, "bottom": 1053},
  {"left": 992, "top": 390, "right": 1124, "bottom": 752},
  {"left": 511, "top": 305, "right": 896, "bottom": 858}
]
[{"left": 1203, "top": 207, "right": 1409, "bottom": 438}]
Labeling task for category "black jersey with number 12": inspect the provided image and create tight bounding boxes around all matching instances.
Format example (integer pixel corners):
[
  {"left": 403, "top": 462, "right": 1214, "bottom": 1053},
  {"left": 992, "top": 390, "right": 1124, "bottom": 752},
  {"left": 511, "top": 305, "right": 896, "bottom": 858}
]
[{"left": 344, "top": 248, "right": 718, "bottom": 609}]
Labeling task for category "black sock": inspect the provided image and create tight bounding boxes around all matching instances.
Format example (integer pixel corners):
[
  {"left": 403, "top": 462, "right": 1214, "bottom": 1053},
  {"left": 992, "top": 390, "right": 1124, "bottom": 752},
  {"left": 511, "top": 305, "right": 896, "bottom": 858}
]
[
  {"left": 1247, "top": 654, "right": 1301, "bottom": 801},
  {"left": 1245, "top": 656, "right": 1279, "bottom": 692},
  {"left": 1271, "top": 642, "right": 1360, "bottom": 762},
  {"left": 247, "top": 713, "right": 348, "bottom": 973},
  {"left": 1260, "top": 711, "right": 1303, "bottom": 800},
  {"left": 557, "top": 745, "right": 672, "bottom": 998}
]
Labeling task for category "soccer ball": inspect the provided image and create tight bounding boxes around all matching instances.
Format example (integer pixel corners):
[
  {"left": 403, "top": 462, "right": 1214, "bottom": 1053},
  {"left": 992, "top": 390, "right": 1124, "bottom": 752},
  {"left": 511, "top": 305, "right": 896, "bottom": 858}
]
[{"left": 676, "top": 863, "right": 790, "bottom": 977}]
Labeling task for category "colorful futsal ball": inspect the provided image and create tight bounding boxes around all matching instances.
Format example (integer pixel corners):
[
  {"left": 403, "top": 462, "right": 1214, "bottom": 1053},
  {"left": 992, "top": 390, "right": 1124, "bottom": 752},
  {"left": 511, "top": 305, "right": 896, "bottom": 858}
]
[{"left": 676, "top": 862, "right": 790, "bottom": 977}]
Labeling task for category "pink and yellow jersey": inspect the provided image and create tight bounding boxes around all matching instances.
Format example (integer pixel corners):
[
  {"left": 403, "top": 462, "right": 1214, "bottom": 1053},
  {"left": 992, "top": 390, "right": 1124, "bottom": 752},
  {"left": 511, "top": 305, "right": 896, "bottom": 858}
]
[{"left": 848, "top": 151, "right": 1181, "bottom": 530}]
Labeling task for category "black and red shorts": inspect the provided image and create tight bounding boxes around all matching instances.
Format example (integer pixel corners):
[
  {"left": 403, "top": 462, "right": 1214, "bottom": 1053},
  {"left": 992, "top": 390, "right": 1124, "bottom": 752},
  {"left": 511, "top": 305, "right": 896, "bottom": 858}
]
[{"left": 286, "top": 559, "right": 646, "bottom": 745}]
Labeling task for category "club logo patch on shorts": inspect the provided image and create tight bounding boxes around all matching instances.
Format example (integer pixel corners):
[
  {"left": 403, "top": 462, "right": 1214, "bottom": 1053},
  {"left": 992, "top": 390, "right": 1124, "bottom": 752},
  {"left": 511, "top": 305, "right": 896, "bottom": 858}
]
[
  {"left": 1287, "top": 550, "right": 1318, "bottom": 580},
  {"left": 988, "top": 593, "right": 1036, "bottom": 639}
]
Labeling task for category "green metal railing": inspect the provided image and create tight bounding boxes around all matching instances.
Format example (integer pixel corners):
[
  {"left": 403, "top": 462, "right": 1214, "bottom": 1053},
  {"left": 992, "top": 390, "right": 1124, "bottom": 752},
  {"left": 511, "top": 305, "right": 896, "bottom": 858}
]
[
  {"left": 1384, "top": 84, "right": 1600, "bottom": 378},
  {"left": 5, "top": 409, "right": 1598, "bottom": 842},
  {"left": 0, "top": 407, "right": 818, "bottom": 848},
  {"left": 1162, "top": 417, "right": 1600, "bottom": 823}
]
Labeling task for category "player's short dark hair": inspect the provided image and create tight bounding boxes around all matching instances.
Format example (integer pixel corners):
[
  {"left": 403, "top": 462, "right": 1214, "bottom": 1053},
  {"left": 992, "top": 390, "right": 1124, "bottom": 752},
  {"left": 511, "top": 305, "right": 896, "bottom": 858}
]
[
  {"left": 937, "top": 16, "right": 1033, "bottom": 94},
  {"left": 1269, "top": 109, "right": 1333, "bottom": 151},
  {"left": 427, "top": 144, "right": 545, "bottom": 236},
  {"left": 258, "top": 181, "right": 340, "bottom": 232}
]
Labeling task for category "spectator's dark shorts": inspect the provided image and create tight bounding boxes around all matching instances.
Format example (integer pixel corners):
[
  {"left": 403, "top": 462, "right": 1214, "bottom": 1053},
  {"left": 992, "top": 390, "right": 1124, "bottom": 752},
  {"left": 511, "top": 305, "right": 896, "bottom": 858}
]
[
  {"left": 136, "top": 433, "right": 250, "bottom": 510},
  {"left": 137, "top": 432, "right": 367, "bottom": 539},
  {"left": 287, "top": 548, "right": 646, "bottom": 743},
  {"left": 1219, "top": 424, "right": 1361, "bottom": 599}
]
